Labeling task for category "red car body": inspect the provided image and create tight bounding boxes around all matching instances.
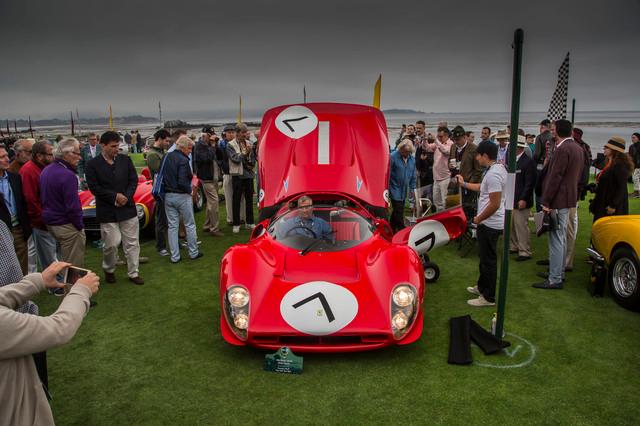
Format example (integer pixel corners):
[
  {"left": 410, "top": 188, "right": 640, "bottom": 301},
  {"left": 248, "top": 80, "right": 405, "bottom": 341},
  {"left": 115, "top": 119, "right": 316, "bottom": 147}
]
[{"left": 219, "top": 103, "right": 466, "bottom": 352}]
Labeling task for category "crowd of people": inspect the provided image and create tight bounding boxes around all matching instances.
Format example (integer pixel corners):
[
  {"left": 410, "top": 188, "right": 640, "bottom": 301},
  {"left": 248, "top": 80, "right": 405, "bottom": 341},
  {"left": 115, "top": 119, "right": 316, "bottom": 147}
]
[
  {"left": 1, "top": 119, "right": 639, "bottom": 423},
  {"left": 389, "top": 118, "right": 638, "bottom": 305}
]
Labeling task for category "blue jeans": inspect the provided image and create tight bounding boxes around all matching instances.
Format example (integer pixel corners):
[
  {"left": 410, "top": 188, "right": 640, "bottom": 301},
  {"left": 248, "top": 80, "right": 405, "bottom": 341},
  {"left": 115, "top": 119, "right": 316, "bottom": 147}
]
[
  {"left": 31, "top": 228, "right": 58, "bottom": 271},
  {"left": 165, "top": 193, "right": 198, "bottom": 262},
  {"left": 548, "top": 208, "right": 569, "bottom": 284}
]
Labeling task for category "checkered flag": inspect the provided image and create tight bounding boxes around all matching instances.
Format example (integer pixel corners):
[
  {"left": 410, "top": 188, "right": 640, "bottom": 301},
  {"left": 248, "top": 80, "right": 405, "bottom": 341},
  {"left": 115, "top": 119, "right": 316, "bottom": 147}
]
[{"left": 547, "top": 52, "right": 570, "bottom": 121}]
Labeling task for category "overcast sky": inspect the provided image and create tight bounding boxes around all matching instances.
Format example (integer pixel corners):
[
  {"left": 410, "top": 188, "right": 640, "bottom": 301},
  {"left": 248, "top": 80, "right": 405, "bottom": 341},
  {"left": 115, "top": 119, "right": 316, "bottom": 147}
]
[{"left": 1, "top": 0, "right": 638, "bottom": 119}]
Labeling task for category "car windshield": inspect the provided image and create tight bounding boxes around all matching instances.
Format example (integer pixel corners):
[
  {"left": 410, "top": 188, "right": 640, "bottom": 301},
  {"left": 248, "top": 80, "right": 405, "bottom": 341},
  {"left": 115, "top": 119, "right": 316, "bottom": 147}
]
[{"left": 268, "top": 204, "right": 375, "bottom": 253}]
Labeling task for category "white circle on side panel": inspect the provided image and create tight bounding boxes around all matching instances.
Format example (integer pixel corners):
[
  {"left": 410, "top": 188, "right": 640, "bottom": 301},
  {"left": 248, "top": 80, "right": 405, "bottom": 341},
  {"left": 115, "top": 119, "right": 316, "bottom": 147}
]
[
  {"left": 280, "top": 281, "right": 358, "bottom": 336},
  {"left": 275, "top": 105, "right": 318, "bottom": 139},
  {"left": 408, "top": 219, "right": 450, "bottom": 254},
  {"left": 258, "top": 189, "right": 265, "bottom": 202},
  {"left": 383, "top": 190, "right": 390, "bottom": 205}
]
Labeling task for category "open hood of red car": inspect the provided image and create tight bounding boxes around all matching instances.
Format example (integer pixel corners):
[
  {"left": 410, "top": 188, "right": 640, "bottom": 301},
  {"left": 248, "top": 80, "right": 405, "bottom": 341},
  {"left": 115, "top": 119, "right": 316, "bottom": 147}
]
[{"left": 258, "top": 103, "right": 390, "bottom": 210}]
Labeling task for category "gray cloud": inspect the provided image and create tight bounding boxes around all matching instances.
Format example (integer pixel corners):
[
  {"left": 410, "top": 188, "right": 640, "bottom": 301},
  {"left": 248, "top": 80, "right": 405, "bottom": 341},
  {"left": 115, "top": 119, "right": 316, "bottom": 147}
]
[{"left": 1, "top": 0, "right": 639, "bottom": 119}]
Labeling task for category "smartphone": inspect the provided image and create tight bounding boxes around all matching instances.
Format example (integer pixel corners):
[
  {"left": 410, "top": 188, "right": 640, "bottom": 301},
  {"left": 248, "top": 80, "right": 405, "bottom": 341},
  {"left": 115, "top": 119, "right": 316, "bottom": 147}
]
[{"left": 63, "top": 266, "right": 90, "bottom": 294}]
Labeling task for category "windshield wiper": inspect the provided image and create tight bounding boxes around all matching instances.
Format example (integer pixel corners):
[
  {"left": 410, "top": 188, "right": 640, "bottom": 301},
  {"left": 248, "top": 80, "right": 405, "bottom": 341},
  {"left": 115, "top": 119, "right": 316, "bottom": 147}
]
[{"left": 299, "top": 239, "right": 325, "bottom": 256}]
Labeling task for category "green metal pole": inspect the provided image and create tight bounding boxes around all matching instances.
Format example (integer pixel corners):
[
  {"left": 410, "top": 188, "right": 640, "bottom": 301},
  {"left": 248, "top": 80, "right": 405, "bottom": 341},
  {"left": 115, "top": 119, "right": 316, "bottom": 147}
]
[
  {"left": 571, "top": 98, "right": 576, "bottom": 123},
  {"left": 495, "top": 28, "right": 524, "bottom": 341}
]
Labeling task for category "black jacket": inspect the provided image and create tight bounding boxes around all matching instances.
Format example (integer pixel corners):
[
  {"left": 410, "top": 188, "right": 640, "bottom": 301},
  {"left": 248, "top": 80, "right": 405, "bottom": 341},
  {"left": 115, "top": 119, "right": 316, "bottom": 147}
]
[
  {"left": 514, "top": 152, "right": 537, "bottom": 209},
  {"left": 590, "top": 163, "right": 630, "bottom": 222},
  {"left": 0, "top": 171, "right": 31, "bottom": 240},
  {"left": 163, "top": 150, "right": 193, "bottom": 194},
  {"left": 193, "top": 140, "right": 222, "bottom": 181},
  {"left": 415, "top": 145, "right": 434, "bottom": 186},
  {"left": 85, "top": 154, "right": 138, "bottom": 223}
]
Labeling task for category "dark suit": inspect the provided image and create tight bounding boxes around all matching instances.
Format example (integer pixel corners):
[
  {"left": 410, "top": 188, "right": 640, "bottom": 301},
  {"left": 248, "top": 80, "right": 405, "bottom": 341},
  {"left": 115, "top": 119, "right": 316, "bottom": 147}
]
[
  {"left": 541, "top": 138, "right": 584, "bottom": 209},
  {"left": 0, "top": 171, "right": 31, "bottom": 240},
  {"left": 514, "top": 152, "right": 537, "bottom": 209},
  {"left": 85, "top": 153, "right": 138, "bottom": 223},
  {"left": 0, "top": 171, "right": 32, "bottom": 273}
]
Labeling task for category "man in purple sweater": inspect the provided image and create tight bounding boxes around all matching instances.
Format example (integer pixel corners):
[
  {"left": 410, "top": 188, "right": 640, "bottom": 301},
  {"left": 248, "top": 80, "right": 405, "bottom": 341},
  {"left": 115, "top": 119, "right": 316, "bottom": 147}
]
[{"left": 40, "top": 138, "right": 86, "bottom": 267}]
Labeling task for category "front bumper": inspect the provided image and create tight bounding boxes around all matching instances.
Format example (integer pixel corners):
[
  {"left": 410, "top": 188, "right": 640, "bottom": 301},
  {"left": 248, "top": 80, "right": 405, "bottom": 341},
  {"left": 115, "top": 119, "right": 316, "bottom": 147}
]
[{"left": 220, "top": 311, "right": 424, "bottom": 353}]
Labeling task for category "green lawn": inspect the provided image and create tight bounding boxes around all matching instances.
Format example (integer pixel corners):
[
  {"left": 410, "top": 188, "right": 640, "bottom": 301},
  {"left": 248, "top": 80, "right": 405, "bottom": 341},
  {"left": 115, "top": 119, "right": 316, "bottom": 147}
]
[{"left": 32, "top": 176, "right": 640, "bottom": 425}]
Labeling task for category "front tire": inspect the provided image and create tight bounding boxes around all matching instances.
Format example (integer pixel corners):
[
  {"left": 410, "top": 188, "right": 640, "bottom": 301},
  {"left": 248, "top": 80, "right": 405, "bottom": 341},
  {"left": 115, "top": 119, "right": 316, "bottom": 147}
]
[
  {"left": 608, "top": 247, "right": 640, "bottom": 311},
  {"left": 423, "top": 261, "right": 440, "bottom": 283}
]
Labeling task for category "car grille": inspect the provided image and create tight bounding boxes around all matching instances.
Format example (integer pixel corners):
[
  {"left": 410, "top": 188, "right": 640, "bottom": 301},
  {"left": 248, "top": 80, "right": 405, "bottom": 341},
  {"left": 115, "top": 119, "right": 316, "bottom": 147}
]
[{"left": 252, "top": 334, "right": 389, "bottom": 346}]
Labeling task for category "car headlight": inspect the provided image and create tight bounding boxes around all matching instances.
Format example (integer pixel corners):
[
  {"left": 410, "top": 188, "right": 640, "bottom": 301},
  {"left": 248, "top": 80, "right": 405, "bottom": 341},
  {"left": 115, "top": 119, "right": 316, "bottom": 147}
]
[
  {"left": 390, "top": 284, "right": 418, "bottom": 339},
  {"left": 136, "top": 204, "right": 145, "bottom": 220},
  {"left": 224, "top": 285, "right": 250, "bottom": 340},
  {"left": 393, "top": 285, "right": 415, "bottom": 308},
  {"left": 228, "top": 287, "right": 249, "bottom": 307}
]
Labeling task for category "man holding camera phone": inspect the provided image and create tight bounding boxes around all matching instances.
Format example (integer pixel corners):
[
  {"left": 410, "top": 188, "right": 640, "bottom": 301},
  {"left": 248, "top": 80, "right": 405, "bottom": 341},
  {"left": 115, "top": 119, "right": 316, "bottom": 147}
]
[{"left": 0, "top": 261, "right": 99, "bottom": 425}]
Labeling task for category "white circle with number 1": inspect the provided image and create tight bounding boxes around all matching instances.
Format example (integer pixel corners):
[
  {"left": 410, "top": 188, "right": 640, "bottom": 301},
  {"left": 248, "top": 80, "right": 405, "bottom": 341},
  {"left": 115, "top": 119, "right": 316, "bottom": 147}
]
[
  {"left": 280, "top": 281, "right": 358, "bottom": 335},
  {"left": 275, "top": 105, "right": 318, "bottom": 139}
]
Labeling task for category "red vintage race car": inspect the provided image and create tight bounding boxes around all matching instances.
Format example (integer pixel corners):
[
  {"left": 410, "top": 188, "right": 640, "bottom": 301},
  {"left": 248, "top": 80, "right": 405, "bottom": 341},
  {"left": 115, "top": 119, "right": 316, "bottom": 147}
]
[
  {"left": 219, "top": 103, "right": 466, "bottom": 352},
  {"left": 79, "top": 167, "right": 205, "bottom": 234}
]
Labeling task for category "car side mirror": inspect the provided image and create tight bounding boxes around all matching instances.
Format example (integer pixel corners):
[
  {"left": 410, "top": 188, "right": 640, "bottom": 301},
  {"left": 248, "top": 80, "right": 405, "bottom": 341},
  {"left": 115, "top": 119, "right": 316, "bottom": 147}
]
[
  {"left": 374, "top": 219, "right": 393, "bottom": 240},
  {"left": 250, "top": 220, "right": 269, "bottom": 240}
]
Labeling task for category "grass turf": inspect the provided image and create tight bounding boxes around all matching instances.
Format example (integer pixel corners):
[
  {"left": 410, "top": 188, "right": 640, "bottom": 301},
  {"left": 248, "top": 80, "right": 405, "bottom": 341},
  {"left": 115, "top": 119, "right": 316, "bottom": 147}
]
[{"left": 32, "top": 160, "right": 640, "bottom": 424}]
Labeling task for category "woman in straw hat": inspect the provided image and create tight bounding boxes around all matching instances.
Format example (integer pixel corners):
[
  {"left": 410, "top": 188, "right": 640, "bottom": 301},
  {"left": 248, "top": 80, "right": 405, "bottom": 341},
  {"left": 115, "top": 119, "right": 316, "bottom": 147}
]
[{"left": 589, "top": 136, "right": 634, "bottom": 222}]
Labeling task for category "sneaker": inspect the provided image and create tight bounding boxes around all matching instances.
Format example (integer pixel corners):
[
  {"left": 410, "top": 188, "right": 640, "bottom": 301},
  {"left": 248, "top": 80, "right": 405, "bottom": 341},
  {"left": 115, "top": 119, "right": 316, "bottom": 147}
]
[
  {"left": 190, "top": 252, "right": 204, "bottom": 260},
  {"left": 158, "top": 249, "right": 169, "bottom": 257},
  {"left": 233, "top": 226, "right": 240, "bottom": 233},
  {"left": 467, "top": 295, "right": 496, "bottom": 307},
  {"left": 466, "top": 285, "right": 481, "bottom": 296},
  {"left": 245, "top": 224, "right": 256, "bottom": 230}
]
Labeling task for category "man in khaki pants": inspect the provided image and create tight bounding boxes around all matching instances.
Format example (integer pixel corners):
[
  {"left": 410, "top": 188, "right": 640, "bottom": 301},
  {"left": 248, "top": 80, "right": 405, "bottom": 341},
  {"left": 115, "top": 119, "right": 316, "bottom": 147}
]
[
  {"left": 85, "top": 131, "right": 144, "bottom": 285},
  {"left": 40, "top": 138, "right": 86, "bottom": 268},
  {"left": 509, "top": 136, "right": 537, "bottom": 261}
]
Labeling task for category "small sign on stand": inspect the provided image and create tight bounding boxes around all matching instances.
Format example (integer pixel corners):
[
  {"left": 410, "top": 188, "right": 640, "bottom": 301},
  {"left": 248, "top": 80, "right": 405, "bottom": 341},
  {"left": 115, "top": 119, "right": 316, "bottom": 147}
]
[{"left": 264, "top": 347, "right": 303, "bottom": 374}]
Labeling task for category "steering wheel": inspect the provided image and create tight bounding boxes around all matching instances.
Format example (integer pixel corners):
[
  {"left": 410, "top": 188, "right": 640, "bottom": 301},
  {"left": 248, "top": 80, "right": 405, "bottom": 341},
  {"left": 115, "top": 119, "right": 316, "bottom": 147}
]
[{"left": 284, "top": 225, "right": 318, "bottom": 239}]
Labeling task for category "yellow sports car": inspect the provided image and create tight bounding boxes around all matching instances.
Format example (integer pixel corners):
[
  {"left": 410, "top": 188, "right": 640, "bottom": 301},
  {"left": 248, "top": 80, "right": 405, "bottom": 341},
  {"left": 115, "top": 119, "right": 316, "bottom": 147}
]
[{"left": 588, "top": 215, "right": 640, "bottom": 311}]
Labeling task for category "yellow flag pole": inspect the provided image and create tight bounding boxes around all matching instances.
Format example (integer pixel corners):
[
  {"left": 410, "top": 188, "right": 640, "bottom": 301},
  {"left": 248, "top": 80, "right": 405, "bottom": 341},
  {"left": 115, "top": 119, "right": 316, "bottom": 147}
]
[
  {"left": 373, "top": 74, "right": 382, "bottom": 109},
  {"left": 109, "top": 105, "right": 113, "bottom": 130},
  {"left": 237, "top": 95, "right": 243, "bottom": 123}
]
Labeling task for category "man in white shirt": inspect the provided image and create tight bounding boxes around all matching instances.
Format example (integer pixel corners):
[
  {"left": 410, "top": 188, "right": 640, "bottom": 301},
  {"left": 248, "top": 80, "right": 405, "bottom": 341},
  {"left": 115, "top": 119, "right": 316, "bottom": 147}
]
[{"left": 456, "top": 141, "right": 506, "bottom": 307}]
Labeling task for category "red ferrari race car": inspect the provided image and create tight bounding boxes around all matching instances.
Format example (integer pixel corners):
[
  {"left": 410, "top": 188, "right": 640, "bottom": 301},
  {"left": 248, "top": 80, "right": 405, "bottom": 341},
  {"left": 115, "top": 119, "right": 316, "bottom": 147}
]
[
  {"left": 219, "top": 103, "right": 466, "bottom": 352},
  {"left": 79, "top": 167, "right": 205, "bottom": 234}
]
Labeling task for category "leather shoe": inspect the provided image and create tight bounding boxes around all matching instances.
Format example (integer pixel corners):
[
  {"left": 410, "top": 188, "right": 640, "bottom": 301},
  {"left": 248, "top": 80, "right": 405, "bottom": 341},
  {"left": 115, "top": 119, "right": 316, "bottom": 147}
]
[
  {"left": 537, "top": 271, "right": 566, "bottom": 282},
  {"left": 105, "top": 271, "right": 116, "bottom": 283},
  {"left": 210, "top": 230, "right": 224, "bottom": 237},
  {"left": 536, "top": 259, "right": 550, "bottom": 266},
  {"left": 129, "top": 276, "right": 145, "bottom": 285},
  {"left": 532, "top": 280, "right": 563, "bottom": 289},
  {"left": 516, "top": 255, "right": 531, "bottom": 262}
]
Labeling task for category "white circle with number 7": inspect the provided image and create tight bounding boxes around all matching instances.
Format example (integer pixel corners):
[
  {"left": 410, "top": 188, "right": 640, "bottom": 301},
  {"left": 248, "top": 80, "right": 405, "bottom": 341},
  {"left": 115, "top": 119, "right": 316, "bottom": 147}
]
[
  {"left": 275, "top": 105, "right": 318, "bottom": 139},
  {"left": 280, "top": 281, "right": 358, "bottom": 335}
]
